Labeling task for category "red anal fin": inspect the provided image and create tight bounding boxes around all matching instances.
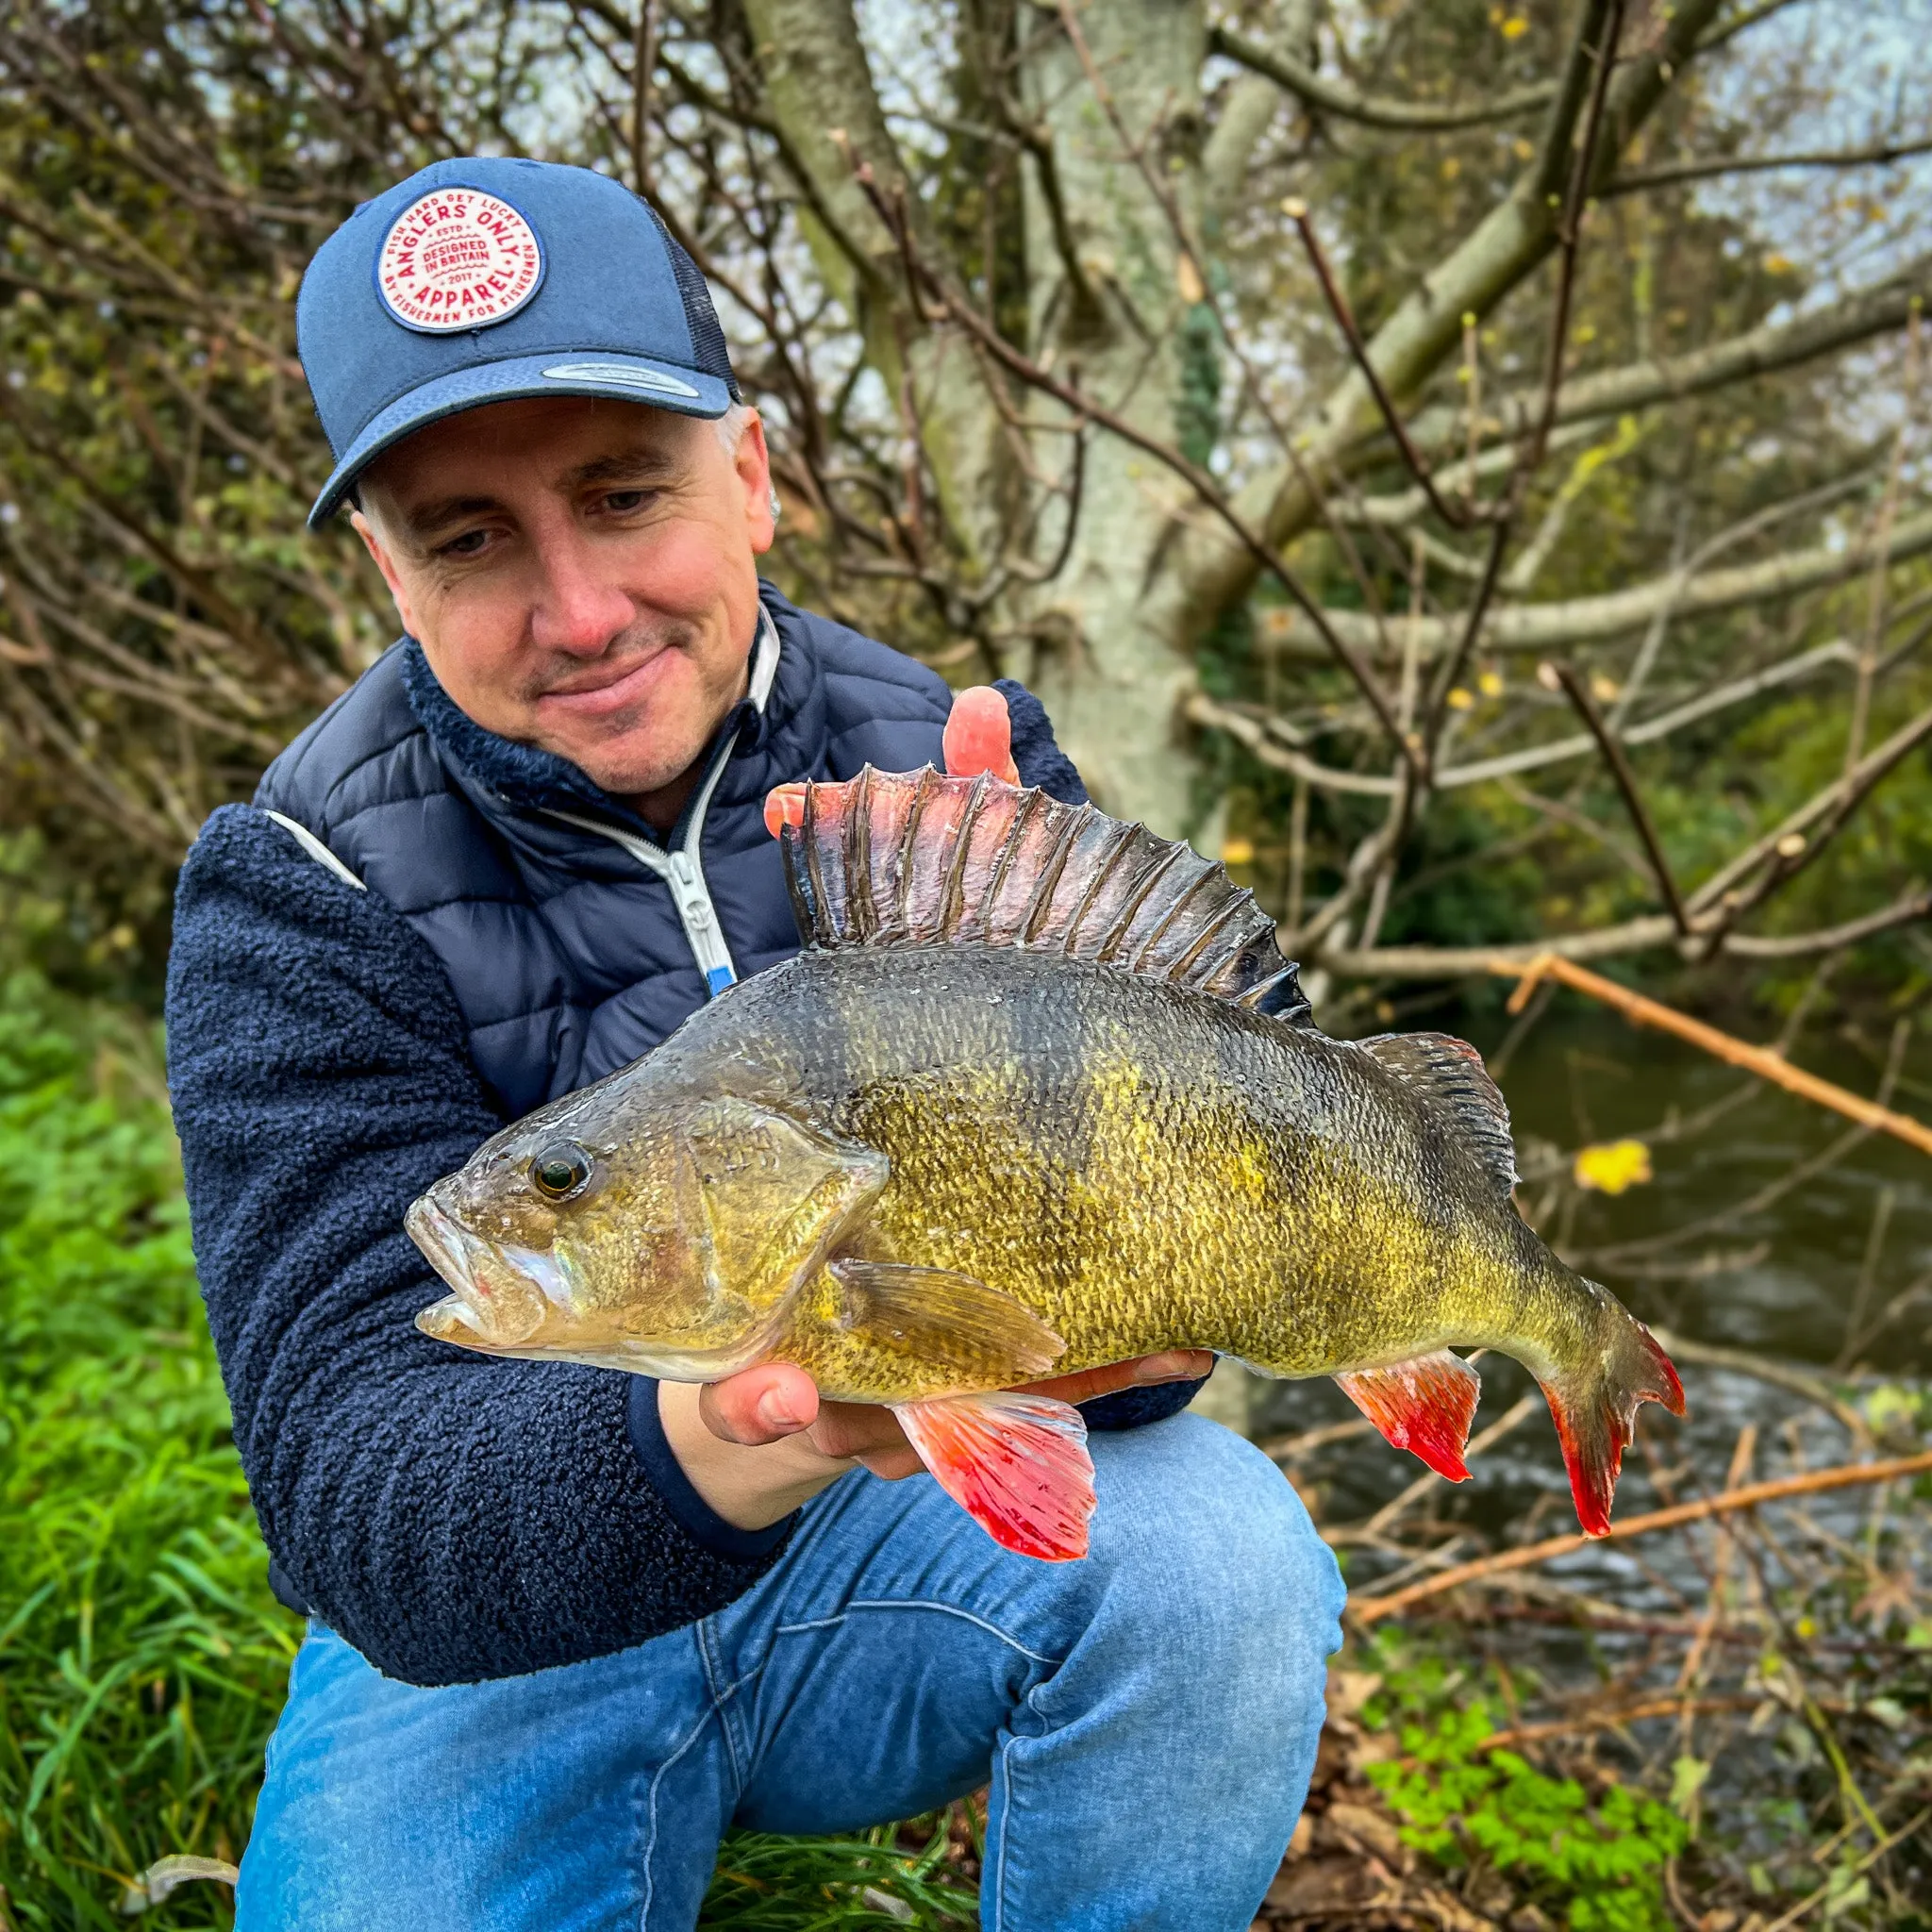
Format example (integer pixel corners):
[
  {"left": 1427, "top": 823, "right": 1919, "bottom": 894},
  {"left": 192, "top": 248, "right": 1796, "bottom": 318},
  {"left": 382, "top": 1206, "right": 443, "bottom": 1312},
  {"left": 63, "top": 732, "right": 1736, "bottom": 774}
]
[
  {"left": 892, "top": 1391, "right": 1093, "bottom": 1561},
  {"left": 1335, "top": 1350, "right": 1480, "bottom": 1483}
]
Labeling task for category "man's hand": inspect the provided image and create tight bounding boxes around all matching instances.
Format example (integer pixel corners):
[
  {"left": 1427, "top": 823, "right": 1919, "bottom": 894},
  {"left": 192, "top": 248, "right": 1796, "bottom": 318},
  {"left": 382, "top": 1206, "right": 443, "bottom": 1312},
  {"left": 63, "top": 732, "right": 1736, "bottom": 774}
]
[
  {"left": 666, "top": 689, "right": 1211, "bottom": 1533},
  {"left": 660, "top": 1351, "right": 1216, "bottom": 1532},
  {"left": 762, "top": 682, "right": 1020, "bottom": 837}
]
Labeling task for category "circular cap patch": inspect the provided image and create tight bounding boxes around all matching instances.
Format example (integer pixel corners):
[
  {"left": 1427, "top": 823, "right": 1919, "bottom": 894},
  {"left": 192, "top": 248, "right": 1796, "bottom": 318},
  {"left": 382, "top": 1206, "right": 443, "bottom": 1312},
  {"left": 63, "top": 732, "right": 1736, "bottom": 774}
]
[{"left": 375, "top": 188, "right": 543, "bottom": 334}]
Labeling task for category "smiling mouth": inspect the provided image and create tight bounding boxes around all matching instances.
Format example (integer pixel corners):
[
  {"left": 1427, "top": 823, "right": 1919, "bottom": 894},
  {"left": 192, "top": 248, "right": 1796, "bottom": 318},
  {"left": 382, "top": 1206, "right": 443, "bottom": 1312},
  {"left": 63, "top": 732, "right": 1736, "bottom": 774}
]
[{"left": 536, "top": 647, "right": 675, "bottom": 718}]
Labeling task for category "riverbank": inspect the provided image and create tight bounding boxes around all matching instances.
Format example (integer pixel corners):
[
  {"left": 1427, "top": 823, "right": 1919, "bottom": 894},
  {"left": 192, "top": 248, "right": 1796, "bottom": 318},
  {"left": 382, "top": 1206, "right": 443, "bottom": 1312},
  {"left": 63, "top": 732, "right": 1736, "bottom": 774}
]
[{"left": 1, "top": 971, "right": 1925, "bottom": 1928}]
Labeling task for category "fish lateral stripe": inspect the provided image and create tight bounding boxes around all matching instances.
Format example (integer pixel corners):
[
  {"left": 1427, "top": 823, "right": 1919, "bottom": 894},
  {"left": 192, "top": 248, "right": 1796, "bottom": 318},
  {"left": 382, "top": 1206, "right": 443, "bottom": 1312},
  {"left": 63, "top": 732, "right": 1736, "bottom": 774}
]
[
  {"left": 1335, "top": 1351, "right": 1480, "bottom": 1483},
  {"left": 780, "top": 766, "right": 1311, "bottom": 1020},
  {"left": 892, "top": 1390, "right": 1094, "bottom": 1561}
]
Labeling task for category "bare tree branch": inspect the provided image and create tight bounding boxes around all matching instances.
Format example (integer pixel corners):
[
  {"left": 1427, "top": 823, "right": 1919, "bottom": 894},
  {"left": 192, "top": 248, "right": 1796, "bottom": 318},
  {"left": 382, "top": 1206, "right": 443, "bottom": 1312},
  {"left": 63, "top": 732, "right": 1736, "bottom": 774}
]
[
  {"left": 1605, "top": 132, "right": 1932, "bottom": 197},
  {"left": 1265, "top": 506, "right": 1932, "bottom": 659},
  {"left": 1399, "top": 270, "right": 1931, "bottom": 459},
  {"left": 1208, "top": 24, "right": 1555, "bottom": 131}
]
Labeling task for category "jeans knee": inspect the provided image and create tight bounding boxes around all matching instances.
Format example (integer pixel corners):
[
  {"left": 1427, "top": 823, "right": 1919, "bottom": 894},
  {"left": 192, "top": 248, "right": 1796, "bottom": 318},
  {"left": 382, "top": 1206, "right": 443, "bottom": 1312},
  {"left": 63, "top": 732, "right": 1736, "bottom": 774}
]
[{"left": 1088, "top": 1413, "right": 1345, "bottom": 1696}]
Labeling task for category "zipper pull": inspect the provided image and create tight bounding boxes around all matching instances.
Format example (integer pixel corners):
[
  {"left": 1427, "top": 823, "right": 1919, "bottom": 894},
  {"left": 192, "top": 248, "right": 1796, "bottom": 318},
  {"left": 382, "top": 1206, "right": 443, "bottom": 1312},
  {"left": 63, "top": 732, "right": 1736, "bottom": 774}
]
[{"left": 668, "top": 850, "right": 736, "bottom": 995}]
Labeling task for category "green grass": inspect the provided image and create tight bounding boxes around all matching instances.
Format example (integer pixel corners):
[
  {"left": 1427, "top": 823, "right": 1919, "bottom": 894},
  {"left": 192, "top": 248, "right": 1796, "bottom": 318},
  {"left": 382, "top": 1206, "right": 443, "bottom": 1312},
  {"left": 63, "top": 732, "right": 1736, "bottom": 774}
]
[{"left": 0, "top": 972, "right": 977, "bottom": 1928}]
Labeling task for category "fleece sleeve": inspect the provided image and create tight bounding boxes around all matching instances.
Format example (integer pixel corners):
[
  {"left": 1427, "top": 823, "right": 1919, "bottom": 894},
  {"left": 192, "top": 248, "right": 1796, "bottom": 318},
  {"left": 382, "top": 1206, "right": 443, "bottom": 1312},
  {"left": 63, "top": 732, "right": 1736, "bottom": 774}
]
[
  {"left": 166, "top": 806, "right": 791, "bottom": 1687},
  {"left": 993, "top": 678, "right": 1211, "bottom": 1434}
]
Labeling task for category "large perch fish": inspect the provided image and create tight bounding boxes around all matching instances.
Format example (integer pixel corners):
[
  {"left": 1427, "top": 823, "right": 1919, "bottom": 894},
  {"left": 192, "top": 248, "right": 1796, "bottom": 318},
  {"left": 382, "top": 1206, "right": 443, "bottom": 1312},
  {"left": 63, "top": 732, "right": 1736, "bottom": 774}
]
[{"left": 409, "top": 768, "right": 1683, "bottom": 1560}]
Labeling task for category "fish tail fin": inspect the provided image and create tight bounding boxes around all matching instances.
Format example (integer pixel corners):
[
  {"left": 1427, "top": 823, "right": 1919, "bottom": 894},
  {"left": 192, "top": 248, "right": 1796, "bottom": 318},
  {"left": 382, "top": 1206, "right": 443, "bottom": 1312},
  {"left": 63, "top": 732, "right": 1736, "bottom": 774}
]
[
  {"left": 892, "top": 1390, "right": 1094, "bottom": 1561},
  {"left": 1535, "top": 1291, "right": 1685, "bottom": 1537}
]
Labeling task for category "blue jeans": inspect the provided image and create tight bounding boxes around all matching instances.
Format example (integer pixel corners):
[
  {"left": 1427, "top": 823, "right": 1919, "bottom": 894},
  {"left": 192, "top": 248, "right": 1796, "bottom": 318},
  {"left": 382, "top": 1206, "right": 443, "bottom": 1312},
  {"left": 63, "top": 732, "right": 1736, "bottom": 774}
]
[{"left": 238, "top": 1412, "right": 1344, "bottom": 1932}]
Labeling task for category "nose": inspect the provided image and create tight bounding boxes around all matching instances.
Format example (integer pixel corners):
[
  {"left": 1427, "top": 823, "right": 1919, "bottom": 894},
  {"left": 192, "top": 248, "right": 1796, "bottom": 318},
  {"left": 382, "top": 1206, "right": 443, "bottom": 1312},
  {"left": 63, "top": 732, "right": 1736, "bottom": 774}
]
[{"left": 526, "top": 525, "right": 634, "bottom": 658}]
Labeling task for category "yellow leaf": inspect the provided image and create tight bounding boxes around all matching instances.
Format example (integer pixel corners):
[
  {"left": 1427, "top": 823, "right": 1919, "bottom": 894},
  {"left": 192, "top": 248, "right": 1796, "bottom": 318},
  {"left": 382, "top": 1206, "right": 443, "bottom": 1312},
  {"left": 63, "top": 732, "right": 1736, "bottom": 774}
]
[
  {"left": 1222, "top": 838, "right": 1256, "bottom": 866},
  {"left": 1478, "top": 670, "right": 1505, "bottom": 698},
  {"left": 1441, "top": 157, "right": 1462, "bottom": 181},
  {"left": 1513, "top": 137, "right": 1534, "bottom": 161},
  {"left": 1176, "top": 254, "right": 1206, "bottom": 305},
  {"left": 1590, "top": 673, "right": 1620, "bottom": 702},
  {"left": 1764, "top": 252, "right": 1793, "bottom": 275},
  {"left": 1447, "top": 686, "right": 1475, "bottom": 710},
  {"left": 1501, "top": 14, "right": 1529, "bottom": 38},
  {"left": 1574, "top": 1139, "right": 1654, "bottom": 1195}
]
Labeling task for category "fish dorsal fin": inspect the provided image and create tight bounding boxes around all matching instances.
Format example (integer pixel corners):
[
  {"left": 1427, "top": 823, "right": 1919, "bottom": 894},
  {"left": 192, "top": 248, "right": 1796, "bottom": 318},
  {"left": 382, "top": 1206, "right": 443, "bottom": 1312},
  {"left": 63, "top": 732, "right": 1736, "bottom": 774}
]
[
  {"left": 781, "top": 766, "right": 1311, "bottom": 1020},
  {"left": 1355, "top": 1031, "right": 1518, "bottom": 1197}
]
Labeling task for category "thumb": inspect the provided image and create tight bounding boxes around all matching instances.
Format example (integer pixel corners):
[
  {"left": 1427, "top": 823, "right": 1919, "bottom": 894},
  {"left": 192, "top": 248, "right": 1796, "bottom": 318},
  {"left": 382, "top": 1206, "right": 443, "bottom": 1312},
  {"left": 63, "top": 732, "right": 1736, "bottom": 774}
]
[{"left": 943, "top": 686, "right": 1020, "bottom": 784}]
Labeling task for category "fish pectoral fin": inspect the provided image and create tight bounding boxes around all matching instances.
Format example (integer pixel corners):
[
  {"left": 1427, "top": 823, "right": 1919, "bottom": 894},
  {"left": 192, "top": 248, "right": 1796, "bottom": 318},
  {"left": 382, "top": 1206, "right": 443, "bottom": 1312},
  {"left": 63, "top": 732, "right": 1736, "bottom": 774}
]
[
  {"left": 891, "top": 1391, "right": 1094, "bottom": 1561},
  {"left": 826, "top": 1258, "right": 1066, "bottom": 1383},
  {"left": 1336, "top": 1350, "right": 1480, "bottom": 1483}
]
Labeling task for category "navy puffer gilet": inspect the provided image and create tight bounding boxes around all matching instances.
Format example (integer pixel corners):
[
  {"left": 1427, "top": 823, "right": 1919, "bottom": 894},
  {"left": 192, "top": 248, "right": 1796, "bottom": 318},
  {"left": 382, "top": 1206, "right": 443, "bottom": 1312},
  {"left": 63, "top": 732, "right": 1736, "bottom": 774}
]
[{"left": 258, "top": 583, "right": 983, "bottom": 1118}]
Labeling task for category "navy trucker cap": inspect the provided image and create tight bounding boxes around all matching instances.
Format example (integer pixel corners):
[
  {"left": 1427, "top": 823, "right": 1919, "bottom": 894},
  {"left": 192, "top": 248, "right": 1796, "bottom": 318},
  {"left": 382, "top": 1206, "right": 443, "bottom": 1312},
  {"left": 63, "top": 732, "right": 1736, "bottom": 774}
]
[{"left": 298, "top": 157, "right": 739, "bottom": 528}]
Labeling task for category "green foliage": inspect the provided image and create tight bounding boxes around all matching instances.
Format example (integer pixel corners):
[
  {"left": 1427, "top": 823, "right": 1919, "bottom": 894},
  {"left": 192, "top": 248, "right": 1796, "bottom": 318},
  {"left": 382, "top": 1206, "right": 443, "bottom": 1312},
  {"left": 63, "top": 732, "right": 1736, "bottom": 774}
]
[
  {"left": 0, "top": 973, "right": 979, "bottom": 1928},
  {"left": 701, "top": 1821, "right": 979, "bottom": 1928},
  {"left": 1363, "top": 1661, "right": 1688, "bottom": 1932},
  {"left": 0, "top": 970, "right": 295, "bottom": 1928}
]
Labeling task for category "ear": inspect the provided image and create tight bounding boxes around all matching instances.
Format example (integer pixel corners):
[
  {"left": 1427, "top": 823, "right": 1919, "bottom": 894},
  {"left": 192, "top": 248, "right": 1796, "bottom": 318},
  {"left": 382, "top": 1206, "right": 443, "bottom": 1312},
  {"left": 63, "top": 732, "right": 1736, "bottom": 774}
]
[
  {"left": 730, "top": 410, "right": 776, "bottom": 557},
  {"left": 350, "top": 505, "right": 421, "bottom": 636}
]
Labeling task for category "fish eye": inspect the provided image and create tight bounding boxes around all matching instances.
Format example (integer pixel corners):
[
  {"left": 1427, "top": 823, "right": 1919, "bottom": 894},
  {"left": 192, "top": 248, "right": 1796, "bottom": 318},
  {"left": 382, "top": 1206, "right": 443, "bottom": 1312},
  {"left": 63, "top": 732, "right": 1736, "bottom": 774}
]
[{"left": 530, "top": 1142, "right": 593, "bottom": 1202}]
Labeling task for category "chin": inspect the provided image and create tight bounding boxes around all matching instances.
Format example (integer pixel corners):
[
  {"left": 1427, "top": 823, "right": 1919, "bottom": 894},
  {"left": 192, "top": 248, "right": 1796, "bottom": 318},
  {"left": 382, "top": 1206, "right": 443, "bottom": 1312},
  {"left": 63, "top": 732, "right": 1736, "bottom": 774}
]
[{"left": 563, "top": 718, "right": 708, "bottom": 797}]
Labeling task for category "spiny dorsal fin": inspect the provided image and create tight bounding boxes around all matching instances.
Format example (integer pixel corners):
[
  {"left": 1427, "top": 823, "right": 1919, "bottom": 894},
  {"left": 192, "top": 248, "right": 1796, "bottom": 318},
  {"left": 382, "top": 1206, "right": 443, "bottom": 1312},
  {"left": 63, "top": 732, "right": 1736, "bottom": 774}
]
[
  {"left": 781, "top": 767, "right": 1311, "bottom": 1021},
  {"left": 1355, "top": 1031, "right": 1518, "bottom": 1197}
]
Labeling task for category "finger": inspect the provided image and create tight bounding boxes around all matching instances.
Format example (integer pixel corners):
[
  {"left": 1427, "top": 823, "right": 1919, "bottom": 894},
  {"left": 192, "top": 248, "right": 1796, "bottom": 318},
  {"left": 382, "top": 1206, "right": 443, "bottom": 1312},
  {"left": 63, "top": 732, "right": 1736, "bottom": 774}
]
[
  {"left": 807, "top": 1399, "right": 913, "bottom": 1464},
  {"left": 1024, "top": 1350, "right": 1215, "bottom": 1406},
  {"left": 942, "top": 686, "right": 1020, "bottom": 784},
  {"left": 763, "top": 782, "right": 808, "bottom": 839},
  {"left": 700, "top": 1361, "right": 821, "bottom": 1444}
]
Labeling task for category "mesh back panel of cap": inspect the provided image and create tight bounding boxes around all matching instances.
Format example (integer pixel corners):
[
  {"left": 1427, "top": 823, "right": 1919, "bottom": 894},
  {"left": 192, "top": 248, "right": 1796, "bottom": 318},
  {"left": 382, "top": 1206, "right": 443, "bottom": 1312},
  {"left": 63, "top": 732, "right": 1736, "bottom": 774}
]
[{"left": 641, "top": 198, "right": 739, "bottom": 397}]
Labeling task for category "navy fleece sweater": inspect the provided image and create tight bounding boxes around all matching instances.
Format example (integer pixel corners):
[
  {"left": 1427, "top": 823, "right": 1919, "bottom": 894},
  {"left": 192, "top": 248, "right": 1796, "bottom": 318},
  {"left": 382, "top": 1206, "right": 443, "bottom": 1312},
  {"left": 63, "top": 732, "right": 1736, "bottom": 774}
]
[{"left": 168, "top": 669, "right": 1198, "bottom": 1687}]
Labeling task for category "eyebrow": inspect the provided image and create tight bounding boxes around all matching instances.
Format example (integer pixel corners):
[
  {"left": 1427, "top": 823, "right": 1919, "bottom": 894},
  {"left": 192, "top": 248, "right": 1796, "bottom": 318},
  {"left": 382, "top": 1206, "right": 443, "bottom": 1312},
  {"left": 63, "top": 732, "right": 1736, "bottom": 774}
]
[{"left": 391, "top": 447, "right": 683, "bottom": 545}]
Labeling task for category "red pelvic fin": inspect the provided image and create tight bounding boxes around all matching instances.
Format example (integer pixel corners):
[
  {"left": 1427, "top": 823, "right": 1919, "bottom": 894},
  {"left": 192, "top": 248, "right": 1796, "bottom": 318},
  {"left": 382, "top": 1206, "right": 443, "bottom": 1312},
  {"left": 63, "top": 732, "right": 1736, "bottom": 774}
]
[
  {"left": 1335, "top": 1350, "right": 1481, "bottom": 1482},
  {"left": 1539, "top": 1315, "right": 1686, "bottom": 1538},
  {"left": 892, "top": 1390, "right": 1094, "bottom": 1561}
]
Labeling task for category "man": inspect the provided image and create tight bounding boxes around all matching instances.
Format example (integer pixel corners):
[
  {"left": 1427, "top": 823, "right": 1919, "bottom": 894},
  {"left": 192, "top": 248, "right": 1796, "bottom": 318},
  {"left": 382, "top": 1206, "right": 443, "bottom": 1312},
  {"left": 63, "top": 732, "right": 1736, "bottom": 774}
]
[{"left": 166, "top": 156, "right": 1344, "bottom": 1932}]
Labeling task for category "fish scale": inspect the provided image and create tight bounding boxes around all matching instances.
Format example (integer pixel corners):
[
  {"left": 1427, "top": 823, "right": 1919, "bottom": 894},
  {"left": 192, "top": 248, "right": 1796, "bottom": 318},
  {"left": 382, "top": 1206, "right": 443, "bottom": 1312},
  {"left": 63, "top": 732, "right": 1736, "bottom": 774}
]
[{"left": 409, "top": 767, "right": 1684, "bottom": 1561}]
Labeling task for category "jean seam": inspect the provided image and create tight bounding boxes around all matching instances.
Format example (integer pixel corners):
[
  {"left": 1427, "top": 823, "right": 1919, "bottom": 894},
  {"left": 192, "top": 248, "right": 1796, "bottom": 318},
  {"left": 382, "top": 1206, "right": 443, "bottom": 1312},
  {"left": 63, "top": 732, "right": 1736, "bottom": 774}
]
[
  {"left": 693, "top": 1617, "right": 746, "bottom": 1794},
  {"left": 991, "top": 1678, "right": 1054, "bottom": 1932},
  {"left": 636, "top": 1706, "right": 716, "bottom": 1932},
  {"left": 708, "top": 1601, "right": 1061, "bottom": 1707}
]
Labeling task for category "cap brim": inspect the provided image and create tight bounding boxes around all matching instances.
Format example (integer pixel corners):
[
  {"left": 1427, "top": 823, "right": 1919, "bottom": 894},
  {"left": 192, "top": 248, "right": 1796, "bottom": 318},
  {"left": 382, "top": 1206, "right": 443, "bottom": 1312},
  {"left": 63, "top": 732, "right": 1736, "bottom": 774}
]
[{"left": 307, "top": 351, "right": 734, "bottom": 528}]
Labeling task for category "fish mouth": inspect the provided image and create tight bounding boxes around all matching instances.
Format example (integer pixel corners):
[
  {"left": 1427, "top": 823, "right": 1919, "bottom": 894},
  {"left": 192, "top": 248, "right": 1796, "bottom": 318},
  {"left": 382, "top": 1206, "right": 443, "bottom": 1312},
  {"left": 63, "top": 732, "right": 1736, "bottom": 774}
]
[{"left": 408, "top": 1193, "right": 557, "bottom": 1349}]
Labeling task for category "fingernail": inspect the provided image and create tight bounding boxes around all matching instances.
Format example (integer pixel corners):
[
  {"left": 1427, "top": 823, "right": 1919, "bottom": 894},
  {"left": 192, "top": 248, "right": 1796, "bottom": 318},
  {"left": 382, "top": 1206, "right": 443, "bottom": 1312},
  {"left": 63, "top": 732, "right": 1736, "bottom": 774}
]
[{"left": 757, "top": 1392, "right": 802, "bottom": 1433}]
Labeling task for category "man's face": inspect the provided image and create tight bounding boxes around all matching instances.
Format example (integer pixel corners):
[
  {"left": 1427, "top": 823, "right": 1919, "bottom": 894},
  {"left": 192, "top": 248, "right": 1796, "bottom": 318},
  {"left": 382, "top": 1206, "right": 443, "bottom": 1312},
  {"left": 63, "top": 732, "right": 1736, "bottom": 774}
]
[{"left": 352, "top": 395, "right": 774, "bottom": 811}]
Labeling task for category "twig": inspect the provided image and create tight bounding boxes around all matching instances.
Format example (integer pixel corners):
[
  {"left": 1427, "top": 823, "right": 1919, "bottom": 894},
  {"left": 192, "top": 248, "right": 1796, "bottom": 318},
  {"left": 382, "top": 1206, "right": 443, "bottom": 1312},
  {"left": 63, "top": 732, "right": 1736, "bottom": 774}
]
[
  {"left": 1547, "top": 661, "right": 1691, "bottom": 934},
  {"left": 1282, "top": 200, "right": 1484, "bottom": 532},
  {"left": 1758, "top": 1807, "right": 1932, "bottom": 1932},
  {"left": 1605, "top": 134, "right": 1932, "bottom": 196},
  {"left": 1477, "top": 1693, "right": 1762, "bottom": 1753},
  {"left": 1352, "top": 1450, "right": 1932, "bottom": 1624},
  {"left": 1495, "top": 954, "right": 1932, "bottom": 1158},
  {"left": 1208, "top": 25, "right": 1557, "bottom": 131},
  {"left": 1648, "top": 1328, "right": 1869, "bottom": 1442}
]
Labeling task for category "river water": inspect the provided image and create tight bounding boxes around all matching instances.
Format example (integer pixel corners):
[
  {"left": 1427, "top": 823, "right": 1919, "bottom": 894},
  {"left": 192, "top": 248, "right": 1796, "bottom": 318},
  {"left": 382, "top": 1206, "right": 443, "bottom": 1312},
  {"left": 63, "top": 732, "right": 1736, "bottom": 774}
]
[{"left": 1211, "top": 1004, "right": 1932, "bottom": 1597}]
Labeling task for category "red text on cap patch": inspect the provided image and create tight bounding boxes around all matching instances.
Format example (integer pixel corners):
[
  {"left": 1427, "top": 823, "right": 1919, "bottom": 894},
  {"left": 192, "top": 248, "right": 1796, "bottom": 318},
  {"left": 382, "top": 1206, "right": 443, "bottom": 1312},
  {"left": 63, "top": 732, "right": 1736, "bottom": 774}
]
[{"left": 376, "top": 189, "right": 542, "bottom": 334}]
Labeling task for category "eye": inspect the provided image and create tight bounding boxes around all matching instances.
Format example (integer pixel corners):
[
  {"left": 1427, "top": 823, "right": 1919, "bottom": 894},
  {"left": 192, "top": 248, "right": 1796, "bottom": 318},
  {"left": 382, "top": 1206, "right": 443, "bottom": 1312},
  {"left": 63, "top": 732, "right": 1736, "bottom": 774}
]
[
  {"left": 439, "top": 527, "right": 492, "bottom": 558},
  {"left": 530, "top": 1142, "right": 593, "bottom": 1201}
]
